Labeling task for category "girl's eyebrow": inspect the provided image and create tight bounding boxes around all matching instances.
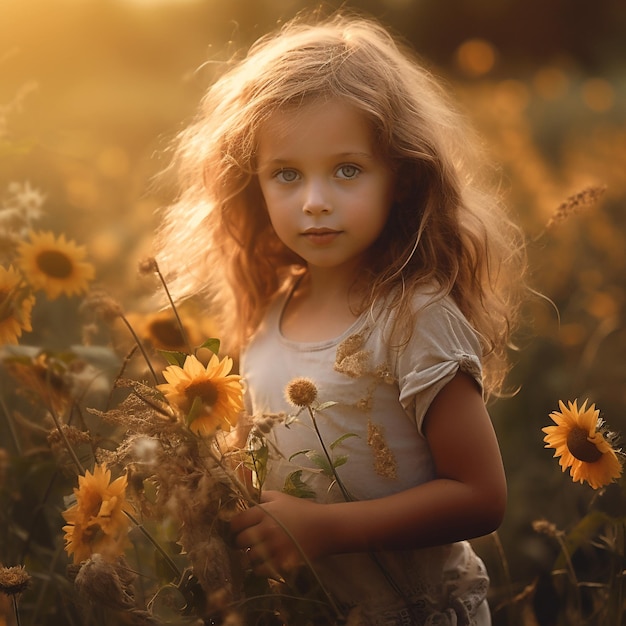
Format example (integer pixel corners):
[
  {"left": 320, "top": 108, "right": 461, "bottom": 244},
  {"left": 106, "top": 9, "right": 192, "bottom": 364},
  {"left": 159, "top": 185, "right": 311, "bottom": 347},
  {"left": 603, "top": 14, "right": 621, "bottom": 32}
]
[
  {"left": 337, "top": 151, "right": 375, "bottom": 160},
  {"left": 259, "top": 151, "right": 375, "bottom": 166}
]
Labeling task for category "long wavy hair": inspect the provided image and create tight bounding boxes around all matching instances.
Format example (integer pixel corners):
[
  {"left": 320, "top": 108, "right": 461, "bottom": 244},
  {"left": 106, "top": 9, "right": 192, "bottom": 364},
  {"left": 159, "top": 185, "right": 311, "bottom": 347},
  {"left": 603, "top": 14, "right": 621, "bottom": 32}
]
[{"left": 154, "top": 12, "right": 527, "bottom": 396}]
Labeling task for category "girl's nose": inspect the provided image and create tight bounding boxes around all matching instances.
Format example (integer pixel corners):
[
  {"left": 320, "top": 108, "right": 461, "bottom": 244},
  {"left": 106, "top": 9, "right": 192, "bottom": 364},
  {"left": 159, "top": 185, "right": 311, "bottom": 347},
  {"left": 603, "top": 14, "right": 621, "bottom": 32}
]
[{"left": 302, "top": 180, "right": 332, "bottom": 215}]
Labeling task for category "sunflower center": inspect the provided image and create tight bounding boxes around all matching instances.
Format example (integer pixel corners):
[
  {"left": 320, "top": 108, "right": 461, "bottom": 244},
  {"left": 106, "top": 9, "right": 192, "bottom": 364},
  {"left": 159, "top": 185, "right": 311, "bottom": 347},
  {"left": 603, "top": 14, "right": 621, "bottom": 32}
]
[
  {"left": 186, "top": 379, "right": 218, "bottom": 408},
  {"left": 149, "top": 319, "right": 185, "bottom": 348},
  {"left": 36, "top": 250, "right": 74, "bottom": 279},
  {"left": 567, "top": 426, "right": 603, "bottom": 463}
]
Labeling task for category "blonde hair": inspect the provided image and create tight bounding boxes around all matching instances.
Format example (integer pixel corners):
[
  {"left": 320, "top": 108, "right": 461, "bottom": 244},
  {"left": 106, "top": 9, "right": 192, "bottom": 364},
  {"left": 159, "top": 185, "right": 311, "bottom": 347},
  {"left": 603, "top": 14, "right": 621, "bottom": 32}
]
[{"left": 155, "top": 12, "right": 526, "bottom": 395}]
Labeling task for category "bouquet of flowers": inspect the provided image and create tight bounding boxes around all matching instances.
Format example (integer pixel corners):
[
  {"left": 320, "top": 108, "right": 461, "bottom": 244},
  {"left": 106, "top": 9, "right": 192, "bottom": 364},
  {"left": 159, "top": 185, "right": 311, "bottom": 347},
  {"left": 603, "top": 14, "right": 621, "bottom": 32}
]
[{"left": 0, "top": 176, "right": 346, "bottom": 625}]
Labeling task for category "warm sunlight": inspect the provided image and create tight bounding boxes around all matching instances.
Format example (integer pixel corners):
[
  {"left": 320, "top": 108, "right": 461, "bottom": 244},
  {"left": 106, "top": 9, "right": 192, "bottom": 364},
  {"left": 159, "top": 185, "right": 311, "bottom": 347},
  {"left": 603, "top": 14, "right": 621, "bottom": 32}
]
[{"left": 1, "top": 1, "right": 624, "bottom": 625}]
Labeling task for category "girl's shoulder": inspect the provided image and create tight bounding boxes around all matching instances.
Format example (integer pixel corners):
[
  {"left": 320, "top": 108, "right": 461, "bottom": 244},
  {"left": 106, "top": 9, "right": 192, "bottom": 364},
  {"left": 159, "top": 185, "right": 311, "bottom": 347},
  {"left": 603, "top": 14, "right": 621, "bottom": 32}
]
[
  {"left": 369, "top": 284, "right": 481, "bottom": 362},
  {"left": 376, "top": 283, "right": 470, "bottom": 331}
]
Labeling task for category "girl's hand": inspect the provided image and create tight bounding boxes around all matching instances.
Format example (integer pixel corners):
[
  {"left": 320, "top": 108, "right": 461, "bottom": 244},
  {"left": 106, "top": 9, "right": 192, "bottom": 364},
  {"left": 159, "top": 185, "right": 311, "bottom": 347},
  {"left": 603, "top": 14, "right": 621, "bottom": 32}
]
[{"left": 230, "top": 491, "right": 330, "bottom": 576}]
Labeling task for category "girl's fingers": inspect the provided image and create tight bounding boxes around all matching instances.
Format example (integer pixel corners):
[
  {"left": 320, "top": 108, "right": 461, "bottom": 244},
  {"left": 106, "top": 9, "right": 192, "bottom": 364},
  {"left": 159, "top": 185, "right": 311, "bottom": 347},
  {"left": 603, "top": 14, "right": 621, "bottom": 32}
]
[
  {"left": 234, "top": 525, "right": 263, "bottom": 550},
  {"left": 230, "top": 504, "right": 263, "bottom": 534}
]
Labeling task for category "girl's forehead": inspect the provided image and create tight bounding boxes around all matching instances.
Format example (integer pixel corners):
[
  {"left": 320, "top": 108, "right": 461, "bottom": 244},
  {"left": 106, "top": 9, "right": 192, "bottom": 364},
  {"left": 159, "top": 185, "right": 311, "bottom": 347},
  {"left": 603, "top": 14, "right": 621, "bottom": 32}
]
[{"left": 258, "top": 99, "right": 373, "bottom": 142}]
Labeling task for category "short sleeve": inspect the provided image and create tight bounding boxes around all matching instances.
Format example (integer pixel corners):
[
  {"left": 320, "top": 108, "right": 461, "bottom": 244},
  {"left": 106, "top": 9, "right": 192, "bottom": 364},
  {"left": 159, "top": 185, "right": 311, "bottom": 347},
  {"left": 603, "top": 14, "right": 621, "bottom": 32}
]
[{"left": 395, "top": 297, "right": 483, "bottom": 434}]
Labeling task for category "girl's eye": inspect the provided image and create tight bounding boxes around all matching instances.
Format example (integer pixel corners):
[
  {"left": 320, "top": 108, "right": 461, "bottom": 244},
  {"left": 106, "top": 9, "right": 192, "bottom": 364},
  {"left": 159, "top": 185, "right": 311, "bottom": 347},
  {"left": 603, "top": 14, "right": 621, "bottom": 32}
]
[
  {"left": 275, "top": 169, "right": 299, "bottom": 183},
  {"left": 336, "top": 165, "right": 360, "bottom": 180}
]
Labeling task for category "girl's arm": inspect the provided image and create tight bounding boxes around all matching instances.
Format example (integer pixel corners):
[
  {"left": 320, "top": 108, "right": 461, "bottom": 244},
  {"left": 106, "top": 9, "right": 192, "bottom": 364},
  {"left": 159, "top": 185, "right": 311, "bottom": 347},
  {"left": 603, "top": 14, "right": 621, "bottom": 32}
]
[{"left": 230, "top": 371, "right": 506, "bottom": 575}]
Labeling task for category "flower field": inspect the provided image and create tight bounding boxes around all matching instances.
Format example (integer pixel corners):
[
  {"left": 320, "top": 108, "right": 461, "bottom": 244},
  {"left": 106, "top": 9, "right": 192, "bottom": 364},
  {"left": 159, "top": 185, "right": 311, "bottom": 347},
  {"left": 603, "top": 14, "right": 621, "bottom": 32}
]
[{"left": 1, "top": 1, "right": 625, "bottom": 624}]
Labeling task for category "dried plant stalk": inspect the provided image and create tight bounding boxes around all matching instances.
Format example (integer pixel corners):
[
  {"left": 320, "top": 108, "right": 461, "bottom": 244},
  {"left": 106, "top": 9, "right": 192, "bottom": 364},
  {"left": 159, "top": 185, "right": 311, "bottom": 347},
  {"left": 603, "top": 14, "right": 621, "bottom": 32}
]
[{"left": 545, "top": 185, "right": 607, "bottom": 230}]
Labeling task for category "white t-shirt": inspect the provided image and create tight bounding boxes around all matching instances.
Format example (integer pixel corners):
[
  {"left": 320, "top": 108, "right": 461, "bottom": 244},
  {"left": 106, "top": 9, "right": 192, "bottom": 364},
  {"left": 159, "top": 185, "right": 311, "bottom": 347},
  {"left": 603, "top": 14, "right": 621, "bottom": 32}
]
[{"left": 241, "top": 286, "right": 491, "bottom": 625}]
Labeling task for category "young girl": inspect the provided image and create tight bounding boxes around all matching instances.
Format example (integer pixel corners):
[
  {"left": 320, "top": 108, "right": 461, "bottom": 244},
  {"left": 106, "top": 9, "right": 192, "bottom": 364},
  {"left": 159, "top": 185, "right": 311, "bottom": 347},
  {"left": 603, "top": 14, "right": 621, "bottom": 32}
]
[{"left": 155, "top": 12, "right": 526, "bottom": 626}]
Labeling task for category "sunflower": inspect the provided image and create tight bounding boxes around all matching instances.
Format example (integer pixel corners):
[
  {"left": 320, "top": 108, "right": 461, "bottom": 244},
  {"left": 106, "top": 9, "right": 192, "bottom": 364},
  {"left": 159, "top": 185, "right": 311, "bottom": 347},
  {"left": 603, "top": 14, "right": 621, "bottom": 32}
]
[
  {"left": 5, "top": 352, "right": 74, "bottom": 413},
  {"left": 17, "top": 230, "right": 95, "bottom": 300},
  {"left": 121, "top": 309, "right": 219, "bottom": 354},
  {"left": 543, "top": 399, "right": 623, "bottom": 489},
  {"left": 62, "top": 464, "right": 133, "bottom": 564},
  {"left": 0, "top": 264, "right": 34, "bottom": 345},
  {"left": 157, "top": 353, "right": 244, "bottom": 436}
]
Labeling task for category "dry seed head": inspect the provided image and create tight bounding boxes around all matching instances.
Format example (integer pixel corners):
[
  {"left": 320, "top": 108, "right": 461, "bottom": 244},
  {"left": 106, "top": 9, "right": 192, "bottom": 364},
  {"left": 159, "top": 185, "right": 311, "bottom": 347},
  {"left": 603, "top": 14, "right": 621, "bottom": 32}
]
[
  {"left": 285, "top": 377, "right": 318, "bottom": 407},
  {"left": 81, "top": 289, "right": 124, "bottom": 323},
  {"left": 532, "top": 519, "right": 560, "bottom": 537},
  {"left": 0, "top": 564, "right": 31, "bottom": 596},
  {"left": 47, "top": 425, "right": 91, "bottom": 449},
  {"left": 252, "top": 411, "right": 286, "bottom": 434},
  {"left": 545, "top": 185, "right": 607, "bottom": 230},
  {"left": 252, "top": 415, "right": 274, "bottom": 434},
  {"left": 138, "top": 257, "right": 159, "bottom": 275},
  {"left": 186, "top": 536, "right": 233, "bottom": 607},
  {"left": 74, "top": 555, "right": 135, "bottom": 610}
]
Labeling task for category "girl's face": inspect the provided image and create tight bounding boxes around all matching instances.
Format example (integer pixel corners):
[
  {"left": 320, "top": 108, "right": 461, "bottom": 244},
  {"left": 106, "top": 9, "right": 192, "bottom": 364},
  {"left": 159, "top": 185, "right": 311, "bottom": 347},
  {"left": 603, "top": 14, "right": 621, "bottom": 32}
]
[{"left": 256, "top": 99, "right": 395, "bottom": 279}]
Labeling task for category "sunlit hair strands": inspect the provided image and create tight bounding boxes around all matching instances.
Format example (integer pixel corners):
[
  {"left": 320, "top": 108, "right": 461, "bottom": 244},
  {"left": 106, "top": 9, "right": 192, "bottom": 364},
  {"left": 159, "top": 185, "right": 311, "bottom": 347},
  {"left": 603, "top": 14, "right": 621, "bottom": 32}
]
[{"left": 155, "top": 12, "right": 527, "bottom": 396}]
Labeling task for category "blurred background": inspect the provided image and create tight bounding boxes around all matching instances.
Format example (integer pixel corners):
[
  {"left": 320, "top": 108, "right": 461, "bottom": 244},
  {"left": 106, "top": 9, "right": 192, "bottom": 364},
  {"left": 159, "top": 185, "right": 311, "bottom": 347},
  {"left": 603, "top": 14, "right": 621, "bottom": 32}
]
[{"left": 1, "top": 0, "right": 626, "bottom": 622}]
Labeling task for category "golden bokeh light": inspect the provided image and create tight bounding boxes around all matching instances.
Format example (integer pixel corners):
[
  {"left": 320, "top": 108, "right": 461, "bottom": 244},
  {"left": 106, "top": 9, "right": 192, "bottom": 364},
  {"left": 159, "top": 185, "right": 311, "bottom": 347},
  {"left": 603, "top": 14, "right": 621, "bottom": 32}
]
[
  {"left": 456, "top": 38, "right": 497, "bottom": 77},
  {"left": 533, "top": 66, "right": 570, "bottom": 100},
  {"left": 581, "top": 78, "right": 615, "bottom": 112}
]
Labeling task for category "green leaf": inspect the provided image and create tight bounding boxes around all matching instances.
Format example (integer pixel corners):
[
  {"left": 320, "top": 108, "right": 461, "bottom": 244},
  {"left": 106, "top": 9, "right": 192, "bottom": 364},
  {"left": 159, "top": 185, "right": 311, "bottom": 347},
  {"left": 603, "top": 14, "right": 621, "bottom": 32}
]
[
  {"left": 316, "top": 401, "right": 338, "bottom": 411},
  {"left": 285, "top": 413, "right": 300, "bottom": 427},
  {"left": 159, "top": 350, "right": 189, "bottom": 367},
  {"left": 250, "top": 444, "right": 269, "bottom": 487},
  {"left": 289, "top": 449, "right": 312, "bottom": 462},
  {"left": 332, "top": 455, "right": 349, "bottom": 469},
  {"left": 555, "top": 509, "right": 612, "bottom": 570},
  {"left": 305, "top": 450, "right": 334, "bottom": 475},
  {"left": 197, "top": 338, "right": 220, "bottom": 355},
  {"left": 330, "top": 432, "right": 358, "bottom": 450},
  {"left": 283, "top": 471, "right": 316, "bottom": 499},
  {"left": 185, "top": 396, "right": 204, "bottom": 428}
]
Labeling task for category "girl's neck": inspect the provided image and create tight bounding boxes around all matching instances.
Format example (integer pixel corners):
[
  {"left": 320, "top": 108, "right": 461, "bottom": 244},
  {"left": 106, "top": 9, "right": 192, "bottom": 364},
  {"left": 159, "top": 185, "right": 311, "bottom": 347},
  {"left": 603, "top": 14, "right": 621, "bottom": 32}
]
[{"left": 279, "top": 268, "right": 366, "bottom": 342}]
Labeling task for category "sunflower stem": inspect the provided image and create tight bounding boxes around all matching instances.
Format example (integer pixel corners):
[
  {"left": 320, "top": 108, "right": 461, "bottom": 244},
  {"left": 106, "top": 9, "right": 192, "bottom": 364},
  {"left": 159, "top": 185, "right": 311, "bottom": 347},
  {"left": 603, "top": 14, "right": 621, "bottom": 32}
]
[
  {"left": 119, "top": 314, "right": 159, "bottom": 384},
  {"left": 44, "top": 368, "right": 85, "bottom": 475},
  {"left": 306, "top": 406, "right": 352, "bottom": 502},
  {"left": 555, "top": 531, "right": 583, "bottom": 619},
  {"left": 489, "top": 530, "right": 518, "bottom": 626},
  {"left": 206, "top": 441, "right": 257, "bottom": 506},
  {"left": 12, "top": 594, "right": 21, "bottom": 626},
  {"left": 247, "top": 502, "right": 344, "bottom": 619},
  {"left": 123, "top": 510, "right": 182, "bottom": 581},
  {"left": 305, "top": 404, "right": 417, "bottom": 617},
  {"left": 152, "top": 261, "right": 193, "bottom": 355},
  {"left": 105, "top": 344, "right": 138, "bottom": 411},
  {"left": 611, "top": 520, "right": 625, "bottom": 626},
  {"left": 0, "top": 391, "right": 22, "bottom": 455}
]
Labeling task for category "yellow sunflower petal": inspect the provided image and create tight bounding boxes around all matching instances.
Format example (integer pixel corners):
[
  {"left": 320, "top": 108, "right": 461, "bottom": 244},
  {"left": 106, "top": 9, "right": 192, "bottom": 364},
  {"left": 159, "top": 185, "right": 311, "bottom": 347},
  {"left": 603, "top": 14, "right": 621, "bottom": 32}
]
[
  {"left": 17, "top": 230, "right": 95, "bottom": 300},
  {"left": 543, "top": 399, "right": 623, "bottom": 489},
  {"left": 161, "top": 364, "right": 186, "bottom": 386},
  {"left": 0, "top": 265, "right": 35, "bottom": 345},
  {"left": 157, "top": 353, "right": 243, "bottom": 436},
  {"left": 62, "top": 464, "right": 132, "bottom": 564},
  {"left": 186, "top": 353, "right": 210, "bottom": 377}
]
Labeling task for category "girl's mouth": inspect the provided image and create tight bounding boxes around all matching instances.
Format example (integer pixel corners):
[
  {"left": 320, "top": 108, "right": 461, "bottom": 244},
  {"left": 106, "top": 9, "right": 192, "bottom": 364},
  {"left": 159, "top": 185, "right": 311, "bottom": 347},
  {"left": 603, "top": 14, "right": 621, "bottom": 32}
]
[{"left": 302, "top": 228, "right": 341, "bottom": 244}]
